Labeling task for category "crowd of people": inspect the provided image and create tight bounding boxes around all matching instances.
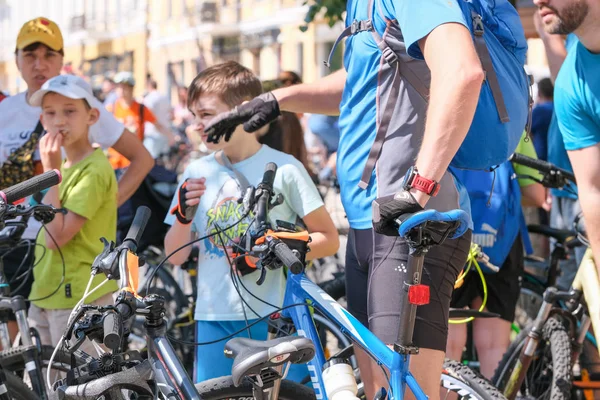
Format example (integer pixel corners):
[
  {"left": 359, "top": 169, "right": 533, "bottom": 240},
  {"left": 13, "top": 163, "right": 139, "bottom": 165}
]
[{"left": 0, "top": 0, "right": 598, "bottom": 397}]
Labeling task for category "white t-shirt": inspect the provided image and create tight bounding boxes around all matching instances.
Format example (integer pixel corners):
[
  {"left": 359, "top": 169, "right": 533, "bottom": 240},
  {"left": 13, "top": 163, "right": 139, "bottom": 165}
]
[
  {"left": 165, "top": 145, "right": 324, "bottom": 321},
  {"left": 0, "top": 91, "right": 124, "bottom": 239},
  {"left": 143, "top": 90, "right": 171, "bottom": 158}
]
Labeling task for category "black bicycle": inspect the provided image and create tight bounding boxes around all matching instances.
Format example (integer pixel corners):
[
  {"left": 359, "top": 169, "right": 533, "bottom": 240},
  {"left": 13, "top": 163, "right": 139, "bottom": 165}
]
[
  {"left": 0, "top": 170, "right": 78, "bottom": 400},
  {"left": 48, "top": 206, "right": 316, "bottom": 400}
]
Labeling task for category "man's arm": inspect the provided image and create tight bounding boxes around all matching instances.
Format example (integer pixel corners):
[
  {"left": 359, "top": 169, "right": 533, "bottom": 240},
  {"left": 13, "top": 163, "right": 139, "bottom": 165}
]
[
  {"left": 413, "top": 23, "right": 484, "bottom": 206},
  {"left": 273, "top": 69, "right": 347, "bottom": 116},
  {"left": 111, "top": 129, "right": 154, "bottom": 206},
  {"left": 568, "top": 145, "right": 600, "bottom": 275}
]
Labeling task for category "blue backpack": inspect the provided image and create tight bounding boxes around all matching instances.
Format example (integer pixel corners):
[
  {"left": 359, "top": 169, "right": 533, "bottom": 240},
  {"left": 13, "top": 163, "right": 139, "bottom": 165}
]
[
  {"left": 451, "top": 0, "right": 532, "bottom": 170},
  {"left": 330, "top": 0, "right": 533, "bottom": 189},
  {"left": 451, "top": 162, "right": 532, "bottom": 273}
]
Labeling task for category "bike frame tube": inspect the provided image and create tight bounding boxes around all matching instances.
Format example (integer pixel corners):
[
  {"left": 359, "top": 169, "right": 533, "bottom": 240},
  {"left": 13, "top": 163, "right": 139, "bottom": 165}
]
[
  {"left": 282, "top": 271, "right": 428, "bottom": 400},
  {"left": 572, "top": 249, "right": 600, "bottom": 352},
  {"left": 147, "top": 325, "right": 201, "bottom": 400}
]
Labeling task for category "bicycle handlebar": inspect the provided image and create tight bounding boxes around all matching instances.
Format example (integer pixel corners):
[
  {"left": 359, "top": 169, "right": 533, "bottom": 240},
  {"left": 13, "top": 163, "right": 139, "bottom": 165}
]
[
  {"left": 268, "top": 237, "right": 304, "bottom": 274},
  {"left": 122, "top": 206, "right": 151, "bottom": 253},
  {"left": 0, "top": 170, "right": 62, "bottom": 204},
  {"left": 509, "top": 153, "right": 576, "bottom": 185},
  {"left": 255, "top": 162, "right": 277, "bottom": 234}
]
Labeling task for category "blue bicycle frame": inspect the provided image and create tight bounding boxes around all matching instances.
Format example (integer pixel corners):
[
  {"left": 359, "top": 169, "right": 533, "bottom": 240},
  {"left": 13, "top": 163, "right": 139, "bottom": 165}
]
[
  {"left": 281, "top": 263, "right": 427, "bottom": 400},
  {"left": 278, "top": 208, "right": 470, "bottom": 400}
]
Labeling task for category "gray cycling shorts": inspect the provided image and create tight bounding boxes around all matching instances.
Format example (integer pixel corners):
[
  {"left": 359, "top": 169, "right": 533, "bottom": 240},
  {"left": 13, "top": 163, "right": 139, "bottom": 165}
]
[{"left": 345, "top": 228, "right": 471, "bottom": 351}]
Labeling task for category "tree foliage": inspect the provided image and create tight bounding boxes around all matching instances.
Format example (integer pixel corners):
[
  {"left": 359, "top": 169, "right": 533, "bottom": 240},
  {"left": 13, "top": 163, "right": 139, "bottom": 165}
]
[{"left": 301, "top": 0, "right": 518, "bottom": 30}]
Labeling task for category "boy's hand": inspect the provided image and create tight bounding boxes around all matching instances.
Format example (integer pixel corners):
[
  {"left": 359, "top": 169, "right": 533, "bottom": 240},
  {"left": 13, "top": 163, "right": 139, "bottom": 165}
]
[
  {"left": 170, "top": 178, "right": 206, "bottom": 225},
  {"left": 39, "top": 131, "right": 63, "bottom": 172},
  {"left": 204, "top": 92, "right": 281, "bottom": 144}
]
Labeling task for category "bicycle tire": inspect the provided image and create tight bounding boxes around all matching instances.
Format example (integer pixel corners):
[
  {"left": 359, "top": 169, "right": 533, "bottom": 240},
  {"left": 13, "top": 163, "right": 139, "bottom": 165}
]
[
  {"left": 195, "top": 376, "right": 316, "bottom": 400},
  {"left": 441, "top": 359, "right": 507, "bottom": 400},
  {"left": 492, "top": 316, "right": 572, "bottom": 400},
  {"left": 1, "top": 372, "right": 39, "bottom": 400}
]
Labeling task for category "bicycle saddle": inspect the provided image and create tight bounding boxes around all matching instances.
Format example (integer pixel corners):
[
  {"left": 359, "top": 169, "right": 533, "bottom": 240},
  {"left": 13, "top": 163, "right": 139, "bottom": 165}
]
[
  {"left": 397, "top": 209, "right": 470, "bottom": 239},
  {"left": 528, "top": 224, "right": 581, "bottom": 246},
  {"left": 224, "top": 336, "right": 315, "bottom": 386}
]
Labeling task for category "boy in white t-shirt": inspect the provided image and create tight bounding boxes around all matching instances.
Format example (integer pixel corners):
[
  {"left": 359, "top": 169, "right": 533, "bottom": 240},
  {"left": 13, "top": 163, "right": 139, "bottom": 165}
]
[{"left": 164, "top": 61, "right": 339, "bottom": 382}]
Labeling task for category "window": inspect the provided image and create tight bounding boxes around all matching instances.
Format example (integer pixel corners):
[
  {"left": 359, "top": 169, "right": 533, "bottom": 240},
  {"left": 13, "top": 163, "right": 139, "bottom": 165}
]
[
  {"left": 167, "top": 61, "right": 185, "bottom": 103},
  {"left": 296, "top": 42, "right": 304, "bottom": 78}
]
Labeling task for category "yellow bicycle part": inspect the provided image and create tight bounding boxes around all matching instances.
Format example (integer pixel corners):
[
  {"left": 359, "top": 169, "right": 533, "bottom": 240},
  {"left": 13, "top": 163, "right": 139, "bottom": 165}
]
[{"left": 449, "top": 243, "right": 489, "bottom": 324}]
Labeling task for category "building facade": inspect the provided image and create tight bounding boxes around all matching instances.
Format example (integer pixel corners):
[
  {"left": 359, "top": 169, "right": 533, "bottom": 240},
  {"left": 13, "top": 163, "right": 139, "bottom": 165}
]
[{"left": 1, "top": 0, "right": 551, "bottom": 102}]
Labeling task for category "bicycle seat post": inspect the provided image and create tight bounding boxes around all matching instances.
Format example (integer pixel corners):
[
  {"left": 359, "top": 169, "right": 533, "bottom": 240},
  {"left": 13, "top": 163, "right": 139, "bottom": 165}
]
[{"left": 393, "top": 229, "right": 430, "bottom": 356}]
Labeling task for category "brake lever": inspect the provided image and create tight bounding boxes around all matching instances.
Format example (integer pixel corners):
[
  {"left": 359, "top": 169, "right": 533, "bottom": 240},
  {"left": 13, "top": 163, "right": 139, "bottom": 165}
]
[
  {"left": 92, "top": 237, "right": 119, "bottom": 279},
  {"left": 256, "top": 265, "right": 267, "bottom": 286}
]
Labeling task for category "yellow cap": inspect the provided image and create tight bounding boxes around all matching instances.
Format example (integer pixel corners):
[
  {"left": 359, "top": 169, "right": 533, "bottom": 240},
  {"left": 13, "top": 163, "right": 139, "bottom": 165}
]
[{"left": 16, "top": 17, "right": 63, "bottom": 51}]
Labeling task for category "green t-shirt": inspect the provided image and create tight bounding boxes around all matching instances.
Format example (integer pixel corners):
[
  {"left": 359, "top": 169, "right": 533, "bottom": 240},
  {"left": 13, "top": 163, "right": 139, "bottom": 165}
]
[
  {"left": 513, "top": 132, "right": 543, "bottom": 188},
  {"left": 32, "top": 149, "right": 119, "bottom": 309}
]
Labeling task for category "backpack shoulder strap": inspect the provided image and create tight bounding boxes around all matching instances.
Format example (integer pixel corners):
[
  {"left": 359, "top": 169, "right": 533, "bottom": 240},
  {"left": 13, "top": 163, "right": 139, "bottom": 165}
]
[
  {"left": 32, "top": 119, "right": 44, "bottom": 138},
  {"left": 470, "top": 11, "right": 509, "bottom": 123},
  {"left": 358, "top": 0, "right": 427, "bottom": 189}
]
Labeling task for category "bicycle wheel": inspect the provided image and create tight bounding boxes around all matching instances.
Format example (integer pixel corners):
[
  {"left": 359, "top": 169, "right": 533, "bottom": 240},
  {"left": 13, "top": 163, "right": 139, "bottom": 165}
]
[
  {"left": 492, "top": 316, "right": 572, "bottom": 400},
  {"left": 1, "top": 371, "right": 39, "bottom": 400},
  {"left": 196, "top": 376, "right": 316, "bottom": 399},
  {"left": 442, "top": 359, "right": 507, "bottom": 400}
]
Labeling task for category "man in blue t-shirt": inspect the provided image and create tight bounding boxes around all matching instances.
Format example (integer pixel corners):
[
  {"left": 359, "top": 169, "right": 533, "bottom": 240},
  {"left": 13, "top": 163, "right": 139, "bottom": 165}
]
[
  {"left": 203, "top": 1, "right": 487, "bottom": 397},
  {"left": 534, "top": 0, "right": 600, "bottom": 280},
  {"left": 534, "top": 9, "right": 586, "bottom": 289}
]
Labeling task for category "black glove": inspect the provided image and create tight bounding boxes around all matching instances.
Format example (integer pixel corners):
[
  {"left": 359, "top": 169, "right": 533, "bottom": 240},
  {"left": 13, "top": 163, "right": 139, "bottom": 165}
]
[
  {"left": 204, "top": 92, "right": 281, "bottom": 144},
  {"left": 372, "top": 191, "right": 424, "bottom": 236},
  {"left": 170, "top": 179, "right": 198, "bottom": 225}
]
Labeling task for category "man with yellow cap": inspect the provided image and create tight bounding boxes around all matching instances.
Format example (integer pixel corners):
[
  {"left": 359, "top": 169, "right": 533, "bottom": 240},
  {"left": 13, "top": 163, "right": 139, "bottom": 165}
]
[{"left": 0, "top": 17, "right": 153, "bottom": 338}]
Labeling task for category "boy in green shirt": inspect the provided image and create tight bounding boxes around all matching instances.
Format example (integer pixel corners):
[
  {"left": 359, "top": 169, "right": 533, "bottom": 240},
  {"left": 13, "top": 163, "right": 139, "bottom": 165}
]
[{"left": 28, "top": 75, "right": 118, "bottom": 352}]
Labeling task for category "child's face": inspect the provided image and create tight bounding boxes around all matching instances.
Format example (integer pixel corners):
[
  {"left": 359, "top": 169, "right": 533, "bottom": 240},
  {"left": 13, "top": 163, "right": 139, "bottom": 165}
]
[
  {"left": 116, "top": 83, "right": 134, "bottom": 101},
  {"left": 40, "top": 93, "right": 99, "bottom": 147},
  {"left": 189, "top": 93, "right": 247, "bottom": 151}
]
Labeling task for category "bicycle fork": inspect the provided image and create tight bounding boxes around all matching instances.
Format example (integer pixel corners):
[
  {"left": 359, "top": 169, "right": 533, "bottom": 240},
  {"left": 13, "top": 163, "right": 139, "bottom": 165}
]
[{"left": 0, "top": 297, "right": 47, "bottom": 399}]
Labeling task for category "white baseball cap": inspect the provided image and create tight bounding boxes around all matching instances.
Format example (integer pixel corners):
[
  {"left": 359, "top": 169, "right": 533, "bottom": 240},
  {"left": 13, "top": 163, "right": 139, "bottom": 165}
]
[
  {"left": 30, "top": 74, "right": 96, "bottom": 107},
  {"left": 113, "top": 71, "right": 135, "bottom": 86}
]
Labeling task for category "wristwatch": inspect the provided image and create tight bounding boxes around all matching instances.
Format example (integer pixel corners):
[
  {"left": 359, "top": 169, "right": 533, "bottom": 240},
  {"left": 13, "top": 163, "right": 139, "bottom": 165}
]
[{"left": 402, "top": 166, "right": 441, "bottom": 197}]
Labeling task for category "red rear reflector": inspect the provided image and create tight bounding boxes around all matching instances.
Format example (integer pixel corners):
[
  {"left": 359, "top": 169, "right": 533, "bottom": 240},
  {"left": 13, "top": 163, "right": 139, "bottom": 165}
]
[
  {"left": 408, "top": 284, "right": 430, "bottom": 305},
  {"left": 270, "top": 312, "right": 281, "bottom": 320}
]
